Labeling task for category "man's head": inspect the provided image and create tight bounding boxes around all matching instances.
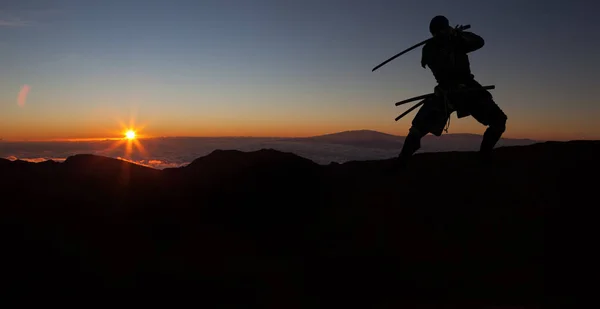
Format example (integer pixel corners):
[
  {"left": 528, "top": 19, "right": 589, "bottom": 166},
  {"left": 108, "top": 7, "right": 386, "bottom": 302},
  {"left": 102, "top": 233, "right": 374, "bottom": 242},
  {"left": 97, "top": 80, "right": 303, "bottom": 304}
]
[{"left": 429, "top": 15, "right": 450, "bottom": 36}]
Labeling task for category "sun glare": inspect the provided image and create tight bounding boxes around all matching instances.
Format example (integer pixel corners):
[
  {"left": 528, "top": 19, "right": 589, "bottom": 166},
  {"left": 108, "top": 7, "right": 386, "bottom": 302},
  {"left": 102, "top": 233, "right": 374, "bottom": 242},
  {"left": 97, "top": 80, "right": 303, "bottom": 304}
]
[
  {"left": 125, "top": 130, "right": 136, "bottom": 140},
  {"left": 103, "top": 116, "right": 148, "bottom": 160}
]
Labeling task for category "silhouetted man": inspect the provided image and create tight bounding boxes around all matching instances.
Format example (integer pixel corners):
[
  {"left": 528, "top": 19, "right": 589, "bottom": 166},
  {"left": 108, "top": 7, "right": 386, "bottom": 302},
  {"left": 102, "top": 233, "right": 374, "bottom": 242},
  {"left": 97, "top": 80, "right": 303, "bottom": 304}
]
[{"left": 397, "top": 16, "right": 507, "bottom": 168}]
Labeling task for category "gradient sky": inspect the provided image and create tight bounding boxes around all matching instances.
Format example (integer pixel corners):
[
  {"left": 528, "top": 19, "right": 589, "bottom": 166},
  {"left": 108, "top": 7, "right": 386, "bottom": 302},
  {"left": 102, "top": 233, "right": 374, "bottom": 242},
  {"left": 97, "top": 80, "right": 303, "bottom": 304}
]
[{"left": 1, "top": 0, "right": 598, "bottom": 141}]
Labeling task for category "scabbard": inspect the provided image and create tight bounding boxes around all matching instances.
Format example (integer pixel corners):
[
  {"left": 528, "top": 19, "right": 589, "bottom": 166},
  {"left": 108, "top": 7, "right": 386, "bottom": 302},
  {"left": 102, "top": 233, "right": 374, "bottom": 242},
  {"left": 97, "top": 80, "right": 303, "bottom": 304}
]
[
  {"left": 394, "top": 85, "right": 495, "bottom": 106},
  {"left": 395, "top": 100, "right": 426, "bottom": 121},
  {"left": 393, "top": 85, "right": 496, "bottom": 122}
]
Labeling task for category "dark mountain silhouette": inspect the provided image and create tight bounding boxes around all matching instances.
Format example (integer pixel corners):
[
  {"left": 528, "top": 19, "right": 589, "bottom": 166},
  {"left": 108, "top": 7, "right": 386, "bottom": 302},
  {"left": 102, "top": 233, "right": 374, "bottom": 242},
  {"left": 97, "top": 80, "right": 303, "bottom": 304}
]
[
  {"left": 1, "top": 141, "right": 594, "bottom": 307},
  {"left": 281, "top": 129, "right": 538, "bottom": 151}
]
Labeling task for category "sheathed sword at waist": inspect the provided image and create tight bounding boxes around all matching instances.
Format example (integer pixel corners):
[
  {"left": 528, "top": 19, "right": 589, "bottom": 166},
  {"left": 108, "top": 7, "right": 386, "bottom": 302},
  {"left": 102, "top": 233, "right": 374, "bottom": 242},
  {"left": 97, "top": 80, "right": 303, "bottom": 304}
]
[
  {"left": 394, "top": 85, "right": 496, "bottom": 106},
  {"left": 395, "top": 100, "right": 427, "bottom": 121},
  {"left": 394, "top": 85, "right": 496, "bottom": 122}
]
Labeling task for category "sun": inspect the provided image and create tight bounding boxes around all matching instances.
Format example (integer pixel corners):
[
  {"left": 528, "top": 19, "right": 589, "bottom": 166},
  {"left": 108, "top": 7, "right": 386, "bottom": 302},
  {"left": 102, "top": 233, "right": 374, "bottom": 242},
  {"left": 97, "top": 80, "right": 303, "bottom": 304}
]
[
  {"left": 125, "top": 130, "right": 136, "bottom": 140},
  {"left": 102, "top": 117, "right": 148, "bottom": 159}
]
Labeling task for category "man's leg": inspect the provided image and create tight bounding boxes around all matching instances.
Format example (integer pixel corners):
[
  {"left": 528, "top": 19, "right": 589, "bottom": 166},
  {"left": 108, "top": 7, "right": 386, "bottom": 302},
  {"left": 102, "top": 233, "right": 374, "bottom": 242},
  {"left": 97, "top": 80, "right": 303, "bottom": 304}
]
[
  {"left": 394, "top": 126, "right": 427, "bottom": 171},
  {"left": 480, "top": 117, "right": 506, "bottom": 154},
  {"left": 395, "top": 97, "right": 444, "bottom": 169},
  {"left": 468, "top": 94, "right": 508, "bottom": 162},
  {"left": 399, "top": 126, "right": 427, "bottom": 161}
]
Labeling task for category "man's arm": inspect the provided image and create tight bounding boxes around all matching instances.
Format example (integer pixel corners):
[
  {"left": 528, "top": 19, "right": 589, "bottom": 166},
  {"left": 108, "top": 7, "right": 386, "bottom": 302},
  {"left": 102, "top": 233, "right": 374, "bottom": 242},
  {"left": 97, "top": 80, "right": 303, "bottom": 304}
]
[{"left": 457, "top": 31, "right": 485, "bottom": 53}]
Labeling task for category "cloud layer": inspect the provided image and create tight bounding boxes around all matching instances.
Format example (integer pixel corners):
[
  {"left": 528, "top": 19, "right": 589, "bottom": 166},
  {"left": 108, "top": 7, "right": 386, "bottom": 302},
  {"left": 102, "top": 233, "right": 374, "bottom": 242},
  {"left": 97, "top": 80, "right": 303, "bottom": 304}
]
[{"left": 1, "top": 136, "right": 538, "bottom": 169}]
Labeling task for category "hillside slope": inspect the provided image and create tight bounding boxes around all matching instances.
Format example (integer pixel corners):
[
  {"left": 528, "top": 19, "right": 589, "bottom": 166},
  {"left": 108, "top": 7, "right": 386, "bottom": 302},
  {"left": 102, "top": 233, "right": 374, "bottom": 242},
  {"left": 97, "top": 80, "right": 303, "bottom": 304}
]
[{"left": 2, "top": 141, "right": 595, "bottom": 308}]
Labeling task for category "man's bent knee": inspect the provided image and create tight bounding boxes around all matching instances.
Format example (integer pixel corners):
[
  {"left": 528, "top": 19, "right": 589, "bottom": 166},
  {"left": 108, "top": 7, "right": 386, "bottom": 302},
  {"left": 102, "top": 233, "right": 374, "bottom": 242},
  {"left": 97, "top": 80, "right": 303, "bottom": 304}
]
[
  {"left": 489, "top": 112, "right": 507, "bottom": 133},
  {"left": 408, "top": 126, "right": 427, "bottom": 138}
]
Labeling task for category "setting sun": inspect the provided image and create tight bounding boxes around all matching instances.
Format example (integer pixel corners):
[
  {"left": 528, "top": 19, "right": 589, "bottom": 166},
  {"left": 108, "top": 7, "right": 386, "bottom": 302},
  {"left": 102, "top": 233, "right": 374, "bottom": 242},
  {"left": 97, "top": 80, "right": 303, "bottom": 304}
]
[{"left": 125, "top": 130, "right": 136, "bottom": 140}]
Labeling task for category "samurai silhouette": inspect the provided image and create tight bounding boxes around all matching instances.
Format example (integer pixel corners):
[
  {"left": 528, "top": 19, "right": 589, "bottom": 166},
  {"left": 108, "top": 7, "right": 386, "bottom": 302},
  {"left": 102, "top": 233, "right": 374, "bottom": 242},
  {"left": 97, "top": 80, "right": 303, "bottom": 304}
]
[{"left": 397, "top": 16, "right": 507, "bottom": 168}]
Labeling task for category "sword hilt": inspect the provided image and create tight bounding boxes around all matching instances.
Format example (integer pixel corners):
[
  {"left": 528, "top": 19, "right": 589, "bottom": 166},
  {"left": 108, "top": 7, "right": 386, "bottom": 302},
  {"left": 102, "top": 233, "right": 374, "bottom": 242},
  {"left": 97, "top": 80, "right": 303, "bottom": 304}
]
[{"left": 456, "top": 24, "right": 471, "bottom": 31}]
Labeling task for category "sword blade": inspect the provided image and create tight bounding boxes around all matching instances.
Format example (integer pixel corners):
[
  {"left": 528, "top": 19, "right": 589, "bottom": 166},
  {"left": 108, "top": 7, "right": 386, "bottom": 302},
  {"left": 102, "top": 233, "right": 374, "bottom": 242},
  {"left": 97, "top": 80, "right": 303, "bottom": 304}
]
[
  {"left": 372, "top": 25, "right": 471, "bottom": 72},
  {"left": 372, "top": 39, "right": 430, "bottom": 72}
]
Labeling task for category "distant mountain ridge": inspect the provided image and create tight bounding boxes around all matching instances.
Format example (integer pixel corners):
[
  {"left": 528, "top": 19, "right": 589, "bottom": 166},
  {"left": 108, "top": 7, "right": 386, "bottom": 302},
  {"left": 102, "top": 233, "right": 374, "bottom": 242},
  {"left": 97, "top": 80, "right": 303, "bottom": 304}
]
[{"left": 281, "top": 130, "right": 404, "bottom": 150}]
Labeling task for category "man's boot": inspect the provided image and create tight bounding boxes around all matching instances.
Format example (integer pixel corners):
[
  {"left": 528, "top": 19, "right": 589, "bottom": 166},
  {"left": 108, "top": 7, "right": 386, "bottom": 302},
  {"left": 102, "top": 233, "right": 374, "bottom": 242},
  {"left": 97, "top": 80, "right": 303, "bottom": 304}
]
[
  {"left": 394, "top": 128, "right": 424, "bottom": 172},
  {"left": 478, "top": 124, "right": 504, "bottom": 167}
]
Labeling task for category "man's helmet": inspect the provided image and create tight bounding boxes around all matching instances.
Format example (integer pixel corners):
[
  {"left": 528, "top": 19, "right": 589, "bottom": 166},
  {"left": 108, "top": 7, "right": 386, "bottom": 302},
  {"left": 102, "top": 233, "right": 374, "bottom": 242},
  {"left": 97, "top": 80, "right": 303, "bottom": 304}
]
[{"left": 429, "top": 15, "right": 450, "bottom": 35}]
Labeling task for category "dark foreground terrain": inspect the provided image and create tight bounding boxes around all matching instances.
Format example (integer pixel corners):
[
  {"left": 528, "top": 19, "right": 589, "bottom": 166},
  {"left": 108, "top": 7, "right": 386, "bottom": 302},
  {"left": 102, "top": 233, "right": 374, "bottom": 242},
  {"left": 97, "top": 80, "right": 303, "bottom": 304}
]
[{"left": 2, "top": 141, "right": 594, "bottom": 308}]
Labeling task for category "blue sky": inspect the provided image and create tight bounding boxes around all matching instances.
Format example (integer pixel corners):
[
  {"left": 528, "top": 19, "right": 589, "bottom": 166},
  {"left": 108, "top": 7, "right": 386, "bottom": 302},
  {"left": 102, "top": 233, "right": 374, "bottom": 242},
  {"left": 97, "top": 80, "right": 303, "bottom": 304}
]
[{"left": 1, "top": 0, "right": 598, "bottom": 140}]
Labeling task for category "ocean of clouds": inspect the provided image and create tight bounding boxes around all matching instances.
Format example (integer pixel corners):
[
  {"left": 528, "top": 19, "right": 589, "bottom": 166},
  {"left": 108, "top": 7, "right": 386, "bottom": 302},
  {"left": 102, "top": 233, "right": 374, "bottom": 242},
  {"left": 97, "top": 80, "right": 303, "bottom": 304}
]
[{"left": 0, "top": 136, "right": 536, "bottom": 169}]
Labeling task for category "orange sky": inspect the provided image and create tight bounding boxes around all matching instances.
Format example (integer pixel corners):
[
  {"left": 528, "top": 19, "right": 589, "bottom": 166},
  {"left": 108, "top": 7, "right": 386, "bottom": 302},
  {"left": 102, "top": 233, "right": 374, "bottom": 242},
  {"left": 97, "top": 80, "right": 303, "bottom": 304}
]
[
  {"left": 2, "top": 78, "right": 598, "bottom": 142},
  {"left": 1, "top": 113, "right": 593, "bottom": 142}
]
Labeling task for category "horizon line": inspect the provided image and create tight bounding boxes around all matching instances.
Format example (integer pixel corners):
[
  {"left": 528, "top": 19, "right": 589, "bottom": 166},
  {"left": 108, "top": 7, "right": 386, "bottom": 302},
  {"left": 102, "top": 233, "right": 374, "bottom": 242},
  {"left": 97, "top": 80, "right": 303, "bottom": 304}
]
[
  {"left": 0, "top": 129, "right": 580, "bottom": 143},
  {"left": 0, "top": 136, "right": 570, "bottom": 143}
]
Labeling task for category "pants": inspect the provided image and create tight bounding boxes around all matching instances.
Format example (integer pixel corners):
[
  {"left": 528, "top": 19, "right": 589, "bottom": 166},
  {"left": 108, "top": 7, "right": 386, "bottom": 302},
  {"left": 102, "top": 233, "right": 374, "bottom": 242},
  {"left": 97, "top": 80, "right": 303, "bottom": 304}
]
[{"left": 399, "top": 81, "right": 507, "bottom": 159}]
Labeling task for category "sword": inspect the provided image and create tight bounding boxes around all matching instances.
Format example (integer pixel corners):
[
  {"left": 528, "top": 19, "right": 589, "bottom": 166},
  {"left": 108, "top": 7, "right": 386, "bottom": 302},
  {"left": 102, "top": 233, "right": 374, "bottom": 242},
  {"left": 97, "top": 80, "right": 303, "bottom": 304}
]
[{"left": 372, "top": 24, "right": 471, "bottom": 72}]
